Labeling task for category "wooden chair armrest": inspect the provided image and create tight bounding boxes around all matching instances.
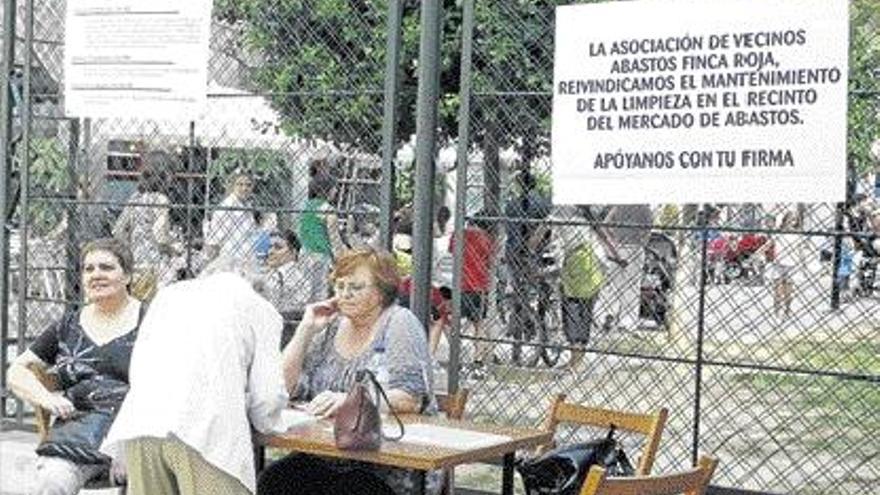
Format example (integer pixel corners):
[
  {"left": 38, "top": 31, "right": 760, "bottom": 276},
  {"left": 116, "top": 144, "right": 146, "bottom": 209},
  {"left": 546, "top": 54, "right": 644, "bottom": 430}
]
[{"left": 24, "top": 363, "right": 58, "bottom": 442}]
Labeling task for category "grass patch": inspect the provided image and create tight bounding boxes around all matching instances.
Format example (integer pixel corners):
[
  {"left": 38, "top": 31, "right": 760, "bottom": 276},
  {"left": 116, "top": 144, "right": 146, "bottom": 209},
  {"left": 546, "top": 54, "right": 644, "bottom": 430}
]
[
  {"left": 786, "top": 339, "right": 880, "bottom": 375},
  {"left": 729, "top": 371, "right": 880, "bottom": 455}
]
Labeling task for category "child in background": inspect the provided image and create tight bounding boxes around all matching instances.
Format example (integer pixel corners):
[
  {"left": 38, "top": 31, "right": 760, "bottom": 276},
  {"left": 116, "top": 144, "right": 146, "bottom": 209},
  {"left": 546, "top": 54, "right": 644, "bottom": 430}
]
[
  {"left": 772, "top": 212, "right": 801, "bottom": 319},
  {"left": 451, "top": 212, "right": 495, "bottom": 374}
]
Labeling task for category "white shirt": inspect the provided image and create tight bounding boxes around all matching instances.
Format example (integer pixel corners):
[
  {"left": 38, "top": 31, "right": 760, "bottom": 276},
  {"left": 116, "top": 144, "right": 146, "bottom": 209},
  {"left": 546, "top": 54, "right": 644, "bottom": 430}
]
[
  {"left": 432, "top": 234, "right": 453, "bottom": 288},
  {"left": 206, "top": 195, "right": 258, "bottom": 258},
  {"left": 101, "top": 273, "right": 288, "bottom": 493},
  {"left": 774, "top": 233, "right": 802, "bottom": 267},
  {"left": 266, "top": 260, "right": 311, "bottom": 313}
]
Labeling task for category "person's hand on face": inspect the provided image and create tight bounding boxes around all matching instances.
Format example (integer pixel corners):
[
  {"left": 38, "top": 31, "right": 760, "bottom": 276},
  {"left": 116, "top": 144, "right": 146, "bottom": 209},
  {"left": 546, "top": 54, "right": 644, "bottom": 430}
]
[
  {"left": 301, "top": 298, "right": 339, "bottom": 336},
  {"left": 305, "top": 390, "right": 347, "bottom": 419}
]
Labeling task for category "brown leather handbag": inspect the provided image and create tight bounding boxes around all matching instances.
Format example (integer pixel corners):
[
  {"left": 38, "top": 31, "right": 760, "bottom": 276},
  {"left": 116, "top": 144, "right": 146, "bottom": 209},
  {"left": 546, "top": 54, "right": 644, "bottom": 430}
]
[{"left": 333, "top": 369, "right": 405, "bottom": 450}]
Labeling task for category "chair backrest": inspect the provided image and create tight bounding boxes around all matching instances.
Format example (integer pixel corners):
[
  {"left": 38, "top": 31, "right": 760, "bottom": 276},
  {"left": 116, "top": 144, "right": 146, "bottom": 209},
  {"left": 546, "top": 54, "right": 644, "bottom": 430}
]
[
  {"left": 542, "top": 393, "right": 668, "bottom": 475},
  {"left": 25, "top": 362, "right": 57, "bottom": 442},
  {"left": 579, "top": 455, "right": 718, "bottom": 495},
  {"left": 436, "top": 388, "right": 470, "bottom": 420}
]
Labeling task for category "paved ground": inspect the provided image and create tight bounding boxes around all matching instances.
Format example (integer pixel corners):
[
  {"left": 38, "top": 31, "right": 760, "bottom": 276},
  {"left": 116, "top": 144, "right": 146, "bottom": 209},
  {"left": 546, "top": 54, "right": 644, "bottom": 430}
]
[{"left": 0, "top": 427, "right": 119, "bottom": 495}]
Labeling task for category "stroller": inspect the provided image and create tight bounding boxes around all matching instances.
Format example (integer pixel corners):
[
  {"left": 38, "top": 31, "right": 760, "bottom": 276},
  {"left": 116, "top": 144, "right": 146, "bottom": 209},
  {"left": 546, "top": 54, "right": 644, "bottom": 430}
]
[
  {"left": 725, "top": 233, "right": 773, "bottom": 284},
  {"left": 640, "top": 233, "right": 677, "bottom": 328},
  {"left": 706, "top": 233, "right": 772, "bottom": 284}
]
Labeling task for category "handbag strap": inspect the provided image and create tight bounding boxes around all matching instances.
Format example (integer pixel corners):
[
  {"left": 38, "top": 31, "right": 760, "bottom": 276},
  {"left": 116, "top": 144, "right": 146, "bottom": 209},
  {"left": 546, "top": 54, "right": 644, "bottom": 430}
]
[{"left": 359, "top": 369, "right": 405, "bottom": 441}]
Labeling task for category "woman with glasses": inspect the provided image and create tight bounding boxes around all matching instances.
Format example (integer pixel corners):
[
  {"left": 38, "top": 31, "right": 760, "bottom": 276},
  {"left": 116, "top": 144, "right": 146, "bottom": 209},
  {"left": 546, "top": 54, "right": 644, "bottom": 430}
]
[{"left": 258, "top": 247, "right": 438, "bottom": 495}]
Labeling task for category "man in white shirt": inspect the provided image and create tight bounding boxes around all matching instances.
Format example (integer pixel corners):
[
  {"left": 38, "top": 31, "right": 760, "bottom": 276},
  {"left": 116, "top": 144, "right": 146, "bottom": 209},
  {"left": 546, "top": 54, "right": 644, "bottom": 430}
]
[{"left": 101, "top": 257, "right": 288, "bottom": 495}]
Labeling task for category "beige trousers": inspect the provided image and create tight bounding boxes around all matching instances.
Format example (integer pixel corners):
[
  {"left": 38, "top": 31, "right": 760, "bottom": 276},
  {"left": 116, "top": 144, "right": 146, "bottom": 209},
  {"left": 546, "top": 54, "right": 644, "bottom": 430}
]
[{"left": 125, "top": 437, "right": 250, "bottom": 495}]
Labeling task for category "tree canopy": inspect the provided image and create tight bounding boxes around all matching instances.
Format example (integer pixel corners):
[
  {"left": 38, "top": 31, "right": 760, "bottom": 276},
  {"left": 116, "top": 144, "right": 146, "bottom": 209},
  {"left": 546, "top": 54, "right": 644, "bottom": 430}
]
[
  {"left": 218, "top": 0, "right": 880, "bottom": 176},
  {"left": 213, "top": 0, "right": 587, "bottom": 157}
]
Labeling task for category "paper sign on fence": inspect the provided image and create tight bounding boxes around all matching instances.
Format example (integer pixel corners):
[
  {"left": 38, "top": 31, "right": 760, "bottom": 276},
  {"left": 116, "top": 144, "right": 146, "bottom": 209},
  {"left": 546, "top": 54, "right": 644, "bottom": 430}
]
[
  {"left": 552, "top": 0, "right": 849, "bottom": 204},
  {"left": 64, "top": 0, "right": 212, "bottom": 119}
]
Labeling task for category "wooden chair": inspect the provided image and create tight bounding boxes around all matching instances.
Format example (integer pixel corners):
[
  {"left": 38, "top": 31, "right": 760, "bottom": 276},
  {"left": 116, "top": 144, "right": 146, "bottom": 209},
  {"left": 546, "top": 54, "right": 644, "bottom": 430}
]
[
  {"left": 435, "top": 388, "right": 470, "bottom": 495},
  {"left": 26, "top": 363, "right": 126, "bottom": 493},
  {"left": 437, "top": 387, "right": 470, "bottom": 420},
  {"left": 542, "top": 393, "right": 668, "bottom": 475},
  {"left": 579, "top": 455, "right": 718, "bottom": 495}
]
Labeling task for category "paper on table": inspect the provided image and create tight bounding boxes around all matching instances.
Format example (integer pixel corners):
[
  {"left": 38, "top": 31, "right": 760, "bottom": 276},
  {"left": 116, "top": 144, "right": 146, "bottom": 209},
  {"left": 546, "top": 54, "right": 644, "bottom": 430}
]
[
  {"left": 384, "top": 423, "right": 512, "bottom": 450},
  {"left": 280, "top": 408, "right": 318, "bottom": 430}
]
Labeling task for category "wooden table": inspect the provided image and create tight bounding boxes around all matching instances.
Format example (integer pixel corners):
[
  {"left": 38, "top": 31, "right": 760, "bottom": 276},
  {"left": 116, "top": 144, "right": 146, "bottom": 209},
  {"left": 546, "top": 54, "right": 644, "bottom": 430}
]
[{"left": 256, "top": 413, "right": 553, "bottom": 495}]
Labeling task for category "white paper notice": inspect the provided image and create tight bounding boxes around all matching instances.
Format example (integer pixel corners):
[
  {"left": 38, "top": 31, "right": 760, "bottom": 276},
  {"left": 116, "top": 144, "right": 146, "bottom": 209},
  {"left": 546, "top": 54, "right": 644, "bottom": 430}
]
[
  {"left": 384, "top": 423, "right": 512, "bottom": 450},
  {"left": 551, "top": 0, "right": 849, "bottom": 205},
  {"left": 64, "top": 0, "right": 212, "bottom": 119},
  {"left": 280, "top": 409, "right": 318, "bottom": 430}
]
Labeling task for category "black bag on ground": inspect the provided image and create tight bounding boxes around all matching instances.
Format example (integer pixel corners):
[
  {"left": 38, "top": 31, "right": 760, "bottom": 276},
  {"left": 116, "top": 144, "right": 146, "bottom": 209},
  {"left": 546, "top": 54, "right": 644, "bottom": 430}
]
[{"left": 516, "top": 425, "right": 635, "bottom": 495}]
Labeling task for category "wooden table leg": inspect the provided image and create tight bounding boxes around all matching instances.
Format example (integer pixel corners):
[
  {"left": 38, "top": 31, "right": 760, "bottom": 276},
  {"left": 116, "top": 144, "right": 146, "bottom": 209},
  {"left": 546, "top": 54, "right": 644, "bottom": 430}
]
[
  {"left": 416, "top": 470, "right": 427, "bottom": 495},
  {"left": 253, "top": 444, "right": 266, "bottom": 474},
  {"left": 502, "top": 452, "right": 515, "bottom": 495}
]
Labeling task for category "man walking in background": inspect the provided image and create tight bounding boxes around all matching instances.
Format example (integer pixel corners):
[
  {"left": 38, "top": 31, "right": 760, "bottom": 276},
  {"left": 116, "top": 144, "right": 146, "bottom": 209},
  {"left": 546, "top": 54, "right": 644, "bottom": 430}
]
[{"left": 598, "top": 204, "right": 653, "bottom": 331}]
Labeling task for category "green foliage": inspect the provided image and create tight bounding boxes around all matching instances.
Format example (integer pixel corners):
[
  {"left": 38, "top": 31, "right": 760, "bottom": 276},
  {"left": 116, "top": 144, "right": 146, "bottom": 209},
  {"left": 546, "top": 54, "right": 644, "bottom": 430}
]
[
  {"left": 26, "top": 139, "right": 69, "bottom": 235},
  {"left": 849, "top": 0, "right": 880, "bottom": 174},
  {"left": 230, "top": 0, "right": 878, "bottom": 177},
  {"left": 221, "top": 1, "right": 599, "bottom": 156},
  {"left": 209, "top": 148, "right": 293, "bottom": 208},
  {"left": 209, "top": 147, "right": 288, "bottom": 177}
]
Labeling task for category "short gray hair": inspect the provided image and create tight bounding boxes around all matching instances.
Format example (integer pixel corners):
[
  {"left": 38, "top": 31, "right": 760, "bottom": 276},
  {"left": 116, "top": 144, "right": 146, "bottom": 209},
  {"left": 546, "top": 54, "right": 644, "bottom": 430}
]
[{"left": 199, "top": 255, "right": 268, "bottom": 295}]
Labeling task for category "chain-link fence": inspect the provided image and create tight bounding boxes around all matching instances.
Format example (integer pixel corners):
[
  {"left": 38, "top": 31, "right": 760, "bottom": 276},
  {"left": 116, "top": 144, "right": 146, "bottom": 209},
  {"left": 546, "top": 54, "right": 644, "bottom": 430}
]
[
  {"left": 1, "top": 1, "right": 878, "bottom": 494},
  {"left": 0, "top": 0, "right": 400, "bottom": 423},
  {"left": 448, "top": 2, "right": 879, "bottom": 494}
]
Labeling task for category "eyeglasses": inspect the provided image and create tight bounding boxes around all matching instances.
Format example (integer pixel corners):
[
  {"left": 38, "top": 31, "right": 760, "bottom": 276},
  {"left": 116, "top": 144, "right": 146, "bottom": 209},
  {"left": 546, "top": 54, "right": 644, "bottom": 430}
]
[{"left": 333, "top": 281, "right": 373, "bottom": 297}]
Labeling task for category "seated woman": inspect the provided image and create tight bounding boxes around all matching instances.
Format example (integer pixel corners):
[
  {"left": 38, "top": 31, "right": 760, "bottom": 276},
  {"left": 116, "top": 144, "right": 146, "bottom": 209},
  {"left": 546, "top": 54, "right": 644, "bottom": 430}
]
[
  {"left": 6, "top": 238, "right": 145, "bottom": 494},
  {"left": 259, "top": 246, "right": 437, "bottom": 495}
]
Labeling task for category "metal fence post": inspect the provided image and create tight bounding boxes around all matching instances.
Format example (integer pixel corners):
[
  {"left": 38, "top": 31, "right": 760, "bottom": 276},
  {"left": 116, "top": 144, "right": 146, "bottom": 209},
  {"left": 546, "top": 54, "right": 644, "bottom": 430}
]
[
  {"left": 410, "top": 0, "right": 443, "bottom": 326},
  {"left": 378, "top": 0, "right": 404, "bottom": 252},
  {"left": 692, "top": 204, "right": 710, "bottom": 465},
  {"left": 14, "top": 0, "right": 34, "bottom": 425},
  {"left": 187, "top": 121, "right": 196, "bottom": 276},
  {"left": 0, "top": 0, "right": 16, "bottom": 422},
  {"left": 449, "top": 0, "right": 476, "bottom": 395},
  {"left": 65, "top": 119, "right": 80, "bottom": 298}
]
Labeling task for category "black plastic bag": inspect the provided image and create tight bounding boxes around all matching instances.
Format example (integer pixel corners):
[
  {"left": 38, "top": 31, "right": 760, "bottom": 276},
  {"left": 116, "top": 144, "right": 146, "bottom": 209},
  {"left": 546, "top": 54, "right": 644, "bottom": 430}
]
[
  {"left": 516, "top": 426, "right": 635, "bottom": 495},
  {"left": 36, "top": 410, "right": 114, "bottom": 464}
]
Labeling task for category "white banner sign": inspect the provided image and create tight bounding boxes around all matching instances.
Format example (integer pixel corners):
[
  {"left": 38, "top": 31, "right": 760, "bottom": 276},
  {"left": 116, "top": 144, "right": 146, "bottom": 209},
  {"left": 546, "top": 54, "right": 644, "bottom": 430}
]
[
  {"left": 551, "top": 0, "right": 849, "bottom": 204},
  {"left": 64, "top": 0, "right": 213, "bottom": 119}
]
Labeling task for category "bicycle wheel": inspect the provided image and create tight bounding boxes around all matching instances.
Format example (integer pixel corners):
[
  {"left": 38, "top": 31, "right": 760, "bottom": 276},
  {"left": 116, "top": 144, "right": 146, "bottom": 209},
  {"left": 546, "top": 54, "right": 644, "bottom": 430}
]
[
  {"left": 540, "top": 281, "right": 576, "bottom": 368},
  {"left": 507, "top": 287, "right": 541, "bottom": 368}
]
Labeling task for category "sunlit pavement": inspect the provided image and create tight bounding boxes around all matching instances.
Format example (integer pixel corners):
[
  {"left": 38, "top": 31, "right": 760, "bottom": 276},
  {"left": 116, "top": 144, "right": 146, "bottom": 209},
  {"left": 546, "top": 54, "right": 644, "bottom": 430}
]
[{"left": 0, "top": 427, "right": 118, "bottom": 495}]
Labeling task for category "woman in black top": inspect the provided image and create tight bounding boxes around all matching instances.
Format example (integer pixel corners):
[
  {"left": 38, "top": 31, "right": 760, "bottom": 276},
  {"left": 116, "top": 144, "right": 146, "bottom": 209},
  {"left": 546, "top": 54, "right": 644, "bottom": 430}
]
[{"left": 6, "top": 237, "right": 144, "bottom": 494}]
